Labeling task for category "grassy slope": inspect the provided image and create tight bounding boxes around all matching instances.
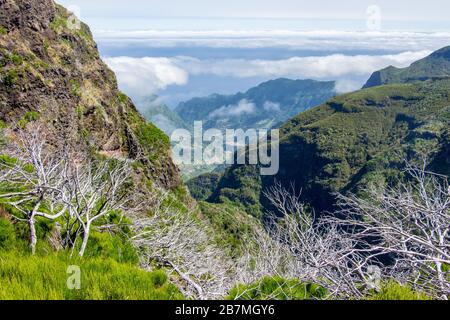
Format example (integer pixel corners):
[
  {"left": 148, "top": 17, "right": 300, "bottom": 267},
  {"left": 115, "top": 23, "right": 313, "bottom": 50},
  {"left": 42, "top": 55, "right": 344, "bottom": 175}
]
[
  {"left": 0, "top": 251, "right": 183, "bottom": 300},
  {"left": 0, "top": 215, "right": 184, "bottom": 300}
]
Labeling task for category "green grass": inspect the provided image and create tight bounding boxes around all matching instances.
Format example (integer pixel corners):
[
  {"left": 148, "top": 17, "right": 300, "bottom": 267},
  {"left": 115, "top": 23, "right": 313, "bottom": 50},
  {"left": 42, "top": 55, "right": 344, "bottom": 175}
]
[
  {"left": 0, "top": 251, "right": 183, "bottom": 300},
  {"left": 0, "top": 215, "right": 183, "bottom": 300},
  {"left": 0, "top": 26, "right": 7, "bottom": 35},
  {"left": 135, "top": 122, "right": 171, "bottom": 163}
]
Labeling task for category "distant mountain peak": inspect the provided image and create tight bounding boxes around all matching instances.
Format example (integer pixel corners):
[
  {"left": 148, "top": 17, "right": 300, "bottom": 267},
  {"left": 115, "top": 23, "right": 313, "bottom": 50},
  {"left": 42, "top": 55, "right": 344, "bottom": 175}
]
[{"left": 363, "top": 46, "right": 450, "bottom": 88}]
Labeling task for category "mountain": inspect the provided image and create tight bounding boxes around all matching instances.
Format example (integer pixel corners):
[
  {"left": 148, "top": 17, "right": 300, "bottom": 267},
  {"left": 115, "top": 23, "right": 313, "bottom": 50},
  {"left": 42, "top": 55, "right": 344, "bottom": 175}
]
[
  {"left": 136, "top": 95, "right": 189, "bottom": 136},
  {"left": 175, "top": 78, "right": 337, "bottom": 130},
  {"left": 194, "top": 47, "right": 450, "bottom": 217},
  {"left": 0, "top": 0, "right": 180, "bottom": 189},
  {"left": 0, "top": 1, "right": 266, "bottom": 300},
  {"left": 363, "top": 46, "right": 450, "bottom": 88}
]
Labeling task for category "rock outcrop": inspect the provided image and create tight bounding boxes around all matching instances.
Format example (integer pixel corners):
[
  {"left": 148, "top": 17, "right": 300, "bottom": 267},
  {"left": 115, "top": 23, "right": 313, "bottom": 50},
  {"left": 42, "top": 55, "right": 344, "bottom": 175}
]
[{"left": 0, "top": 0, "right": 181, "bottom": 189}]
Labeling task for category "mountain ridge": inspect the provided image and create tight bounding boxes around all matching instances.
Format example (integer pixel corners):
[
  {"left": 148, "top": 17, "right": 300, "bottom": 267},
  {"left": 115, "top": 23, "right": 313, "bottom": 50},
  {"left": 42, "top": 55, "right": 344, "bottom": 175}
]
[
  {"left": 363, "top": 46, "right": 450, "bottom": 88},
  {"left": 194, "top": 47, "right": 450, "bottom": 217},
  {"left": 175, "top": 78, "right": 337, "bottom": 131}
]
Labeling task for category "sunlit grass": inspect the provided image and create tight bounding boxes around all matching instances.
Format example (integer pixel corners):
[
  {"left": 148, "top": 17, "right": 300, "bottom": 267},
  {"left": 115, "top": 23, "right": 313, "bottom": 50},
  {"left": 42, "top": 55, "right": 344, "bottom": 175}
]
[{"left": 0, "top": 251, "right": 184, "bottom": 300}]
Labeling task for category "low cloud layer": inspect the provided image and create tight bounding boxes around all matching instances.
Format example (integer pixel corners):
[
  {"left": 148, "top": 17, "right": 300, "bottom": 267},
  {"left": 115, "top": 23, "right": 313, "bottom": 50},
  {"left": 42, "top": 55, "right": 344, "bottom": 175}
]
[
  {"left": 209, "top": 99, "right": 256, "bottom": 119},
  {"left": 97, "top": 30, "right": 450, "bottom": 52},
  {"left": 104, "top": 50, "right": 431, "bottom": 96},
  {"left": 173, "top": 51, "right": 430, "bottom": 79},
  {"left": 104, "top": 57, "right": 188, "bottom": 97}
]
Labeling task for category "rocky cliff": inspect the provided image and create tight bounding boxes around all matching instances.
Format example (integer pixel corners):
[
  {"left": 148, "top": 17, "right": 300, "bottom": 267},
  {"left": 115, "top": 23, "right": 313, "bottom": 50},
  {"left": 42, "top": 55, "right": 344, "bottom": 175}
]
[{"left": 0, "top": 0, "right": 180, "bottom": 189}]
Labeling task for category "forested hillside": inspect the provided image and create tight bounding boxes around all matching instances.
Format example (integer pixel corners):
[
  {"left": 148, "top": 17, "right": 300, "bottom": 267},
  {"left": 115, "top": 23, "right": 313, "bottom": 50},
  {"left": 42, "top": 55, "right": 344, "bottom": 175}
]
[{"left": 201, "top": 56, "right": 450, "bottom": 217}]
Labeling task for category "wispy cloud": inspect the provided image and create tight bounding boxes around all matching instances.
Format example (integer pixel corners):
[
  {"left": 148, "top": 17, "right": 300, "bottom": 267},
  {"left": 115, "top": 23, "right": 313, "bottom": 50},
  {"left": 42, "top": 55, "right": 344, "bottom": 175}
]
[
  {"left": 209, "top": 99, "right": 256, "bottom": 119},
  {"left": 263, "top": 101, "right": 281, "bottom": 112},
  {"left": 173, "top": 51, "right": 431, "bottom": 78}
]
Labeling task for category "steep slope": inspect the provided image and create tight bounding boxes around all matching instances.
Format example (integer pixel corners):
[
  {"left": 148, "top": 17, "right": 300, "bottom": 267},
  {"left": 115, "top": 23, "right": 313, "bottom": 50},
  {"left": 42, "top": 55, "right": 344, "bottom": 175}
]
[
  {"left": 0, "top": 0, "right": 180, "bottom": 189},
  {"left": 200, "top": 51, "right": 450, "bottom": 217},
  {"left": 175, "top": 78, "right": 337, "bottom": 130},
  {"left": 364, "top": 46, "right": 450, "bottom": 88}
]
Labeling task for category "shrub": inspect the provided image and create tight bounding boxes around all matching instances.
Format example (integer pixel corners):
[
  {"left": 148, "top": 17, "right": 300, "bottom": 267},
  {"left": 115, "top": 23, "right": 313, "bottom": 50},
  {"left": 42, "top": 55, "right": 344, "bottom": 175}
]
[
  {"left": 11, "top": 53, "right": 23, "bottom": 66},
  {"left": 81, "top": 231, "right": 139, "bottom": 265},
  {"left": 69, "top": 79, "right": 82, "bottom": 97},
  {"left": 228, "top": 276, "right": 327, "bottom": 300},
  {"left": 4, "top": 70, "right": 18, "bottom": 87},
  {"left": 18, "top": 111, "right": 40, "bottom": 128},
  {"left": 369, "top": 282, "right": 431, "bottom": 300}
]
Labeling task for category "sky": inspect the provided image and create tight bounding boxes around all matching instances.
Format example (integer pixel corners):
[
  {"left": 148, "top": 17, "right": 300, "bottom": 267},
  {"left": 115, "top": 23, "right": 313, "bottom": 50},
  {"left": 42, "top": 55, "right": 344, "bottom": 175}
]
[
  {"left": 57, "top": 0, "right": 450, "bottom": 29},
  {"left": 56, "top": 0, "right": 450, "bottom": 107}
]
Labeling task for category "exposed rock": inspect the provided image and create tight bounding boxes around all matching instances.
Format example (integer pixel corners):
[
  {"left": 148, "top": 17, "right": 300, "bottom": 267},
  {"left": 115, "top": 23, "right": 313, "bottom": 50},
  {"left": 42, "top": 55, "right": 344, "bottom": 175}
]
[{"left": 0, "top": 0, "right": 181, "bottom": 189}]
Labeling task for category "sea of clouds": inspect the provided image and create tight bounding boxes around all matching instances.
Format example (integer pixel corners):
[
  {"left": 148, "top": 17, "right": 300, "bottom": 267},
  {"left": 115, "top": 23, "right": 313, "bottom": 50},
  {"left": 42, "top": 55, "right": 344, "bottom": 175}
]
[{"left": 100, "top": 29, "right": 450, "bottom": 102}]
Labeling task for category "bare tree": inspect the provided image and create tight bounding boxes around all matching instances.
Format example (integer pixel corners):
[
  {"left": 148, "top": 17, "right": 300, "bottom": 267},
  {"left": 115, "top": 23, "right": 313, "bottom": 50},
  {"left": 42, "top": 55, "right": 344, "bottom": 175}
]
[
  {"left": 0, "top": 125, "right": 69, "bottom": 254},
  {"left": 131, "top": 190, "right": 233, "bottom": 300},
  {"left": 241, "top": 183, "right": 370, "bottom": 299},
  {"left": 64, "top": 159, "right": 135, "bottom": 257},
  {"left": 335, "top": 163, "right": 450, "bottom": 299},
  {"left": 0, "top": 125, "right": 137, "bottom": 257}
]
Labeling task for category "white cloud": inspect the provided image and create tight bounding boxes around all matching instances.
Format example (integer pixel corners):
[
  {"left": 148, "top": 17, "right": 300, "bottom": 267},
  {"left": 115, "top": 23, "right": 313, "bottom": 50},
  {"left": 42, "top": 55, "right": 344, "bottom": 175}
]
[
  {"left": 334, "top": 79, "right": 362, "bottom": 93},
  {"left": 209, "top": 99, "right": 256, "bottom": 119},
  {"left": 96, "top": 30, "right": 450, "bottom": 52},
  {"left": 173, "top": 51, "right": 431, "bottom": 79},
  {"left": 103, "top": 56, "right": 188, "bottom": 96},
  {"left": 104, "top": 50, "right": 431, "bottom": 96},
  {"left": 263, "top": 101, "right": 281, "bottom": 112}
]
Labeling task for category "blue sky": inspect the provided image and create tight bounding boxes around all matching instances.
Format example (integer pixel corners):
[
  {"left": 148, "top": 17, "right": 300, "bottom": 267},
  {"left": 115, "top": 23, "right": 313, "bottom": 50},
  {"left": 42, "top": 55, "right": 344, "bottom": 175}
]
[
  {"left": 56, "top": 0, "right": 450, "bottom": 31},
  {"left": 56, "top": 1, "right": 450, "bottom": 106}
]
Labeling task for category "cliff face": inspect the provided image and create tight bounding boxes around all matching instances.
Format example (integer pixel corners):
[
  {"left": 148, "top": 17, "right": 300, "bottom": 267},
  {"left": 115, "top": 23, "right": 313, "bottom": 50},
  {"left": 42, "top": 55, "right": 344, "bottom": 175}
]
[{"left": 0, "top": 0, "right": 180, "bottom": 189}]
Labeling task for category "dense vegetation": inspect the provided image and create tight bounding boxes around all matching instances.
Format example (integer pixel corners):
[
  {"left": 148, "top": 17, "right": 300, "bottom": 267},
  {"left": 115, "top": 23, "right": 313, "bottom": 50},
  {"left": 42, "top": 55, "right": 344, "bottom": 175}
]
[
  {"left": 187, "top": 172, "right": 222, "bottom": 201},
  {"left": 1, "top": 0, "right": 448, "bottom": 302},
  {"left": 202, "top": 78, "right": 450, "bottom": 216}
]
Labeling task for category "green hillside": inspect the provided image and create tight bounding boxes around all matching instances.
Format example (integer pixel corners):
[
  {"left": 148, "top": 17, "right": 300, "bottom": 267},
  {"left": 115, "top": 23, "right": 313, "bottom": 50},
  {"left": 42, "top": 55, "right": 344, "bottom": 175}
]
[
  {"left": 198, "top": 49, "right": 450, "bottom": 217},
  {"left": 364, "top": 46, "right": 450, "bottom": 88}
]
